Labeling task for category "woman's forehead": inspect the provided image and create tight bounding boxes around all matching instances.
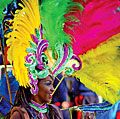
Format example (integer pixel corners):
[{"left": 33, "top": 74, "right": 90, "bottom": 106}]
[
  {"left": 46, "top": 75, "right": 53, "bottom": 81},
  {"left": 40, "top": 75, "right": 54, "bottom": 82}
]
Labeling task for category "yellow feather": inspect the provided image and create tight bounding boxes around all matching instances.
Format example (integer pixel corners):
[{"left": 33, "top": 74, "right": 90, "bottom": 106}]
[
  {"left": 73, "top": 33, "right": 120, "bottom": 104},
  {"left": 6, "top": 0, "right": 41, "bottom": 87}
]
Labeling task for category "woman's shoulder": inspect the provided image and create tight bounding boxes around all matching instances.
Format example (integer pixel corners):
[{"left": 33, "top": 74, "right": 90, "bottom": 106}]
[
  {"left": 48, "top": 104, "right": 63, "bottom": 119},
  {"left": 10, "top": 106, "right": 30, "bottom": 119}
]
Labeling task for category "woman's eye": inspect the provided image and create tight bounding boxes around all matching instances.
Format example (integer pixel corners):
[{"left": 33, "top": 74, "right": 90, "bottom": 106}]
[{"left": 44, "top": 81, "right": 52, "bottom": 86}]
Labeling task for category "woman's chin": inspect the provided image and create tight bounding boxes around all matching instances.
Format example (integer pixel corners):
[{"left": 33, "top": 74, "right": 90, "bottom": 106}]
[{"left": 46, "top": 99, "right": 52, "bottom": 104}]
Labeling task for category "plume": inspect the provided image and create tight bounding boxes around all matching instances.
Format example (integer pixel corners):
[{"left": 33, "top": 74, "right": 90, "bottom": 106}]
[
  {"left": 64, "top": 0, "right": 120, "bottom": 104},
  {"left": 65, "top": 0, "right": 120, "bottom": 55},
  {"left": 40, "top": 0, "right": 83, "bottom": 51},
  {"left": 73, "top": 33, "right": 120, "bottom": 104},
  {"left": 6, "top": 0, "right": 41, "bottom": 87}
]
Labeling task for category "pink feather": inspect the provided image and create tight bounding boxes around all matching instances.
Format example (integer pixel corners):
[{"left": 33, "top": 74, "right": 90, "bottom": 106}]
[{"left": 64, "top": 0, "right": 120, "bottom": 55}]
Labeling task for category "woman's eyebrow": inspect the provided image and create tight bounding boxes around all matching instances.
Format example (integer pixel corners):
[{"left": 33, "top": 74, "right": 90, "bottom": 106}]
[{"left": 49, "top": 75, "right": 54, "bottom": 80}]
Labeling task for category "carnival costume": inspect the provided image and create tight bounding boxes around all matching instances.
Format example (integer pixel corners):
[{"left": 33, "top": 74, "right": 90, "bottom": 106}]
[
  {"left": 0, "top": 0, "right": 120, "bottom": 119},
  {"left": 0, "top": 0, "right": 81, "bottom": 118}
]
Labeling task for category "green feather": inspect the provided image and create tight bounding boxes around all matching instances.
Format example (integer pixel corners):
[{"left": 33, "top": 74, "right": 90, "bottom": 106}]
[
  {"left": 40, "top": 0, "right": 83, "bottom": 50},
  {"left": 0, "top": 0, "right": 13, "bottom": 22}
]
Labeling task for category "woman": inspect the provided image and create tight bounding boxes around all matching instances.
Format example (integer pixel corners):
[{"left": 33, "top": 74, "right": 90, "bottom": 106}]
[
  {"left": 10, "top": 75, "right": 63, "bottom": 119},
  {"left": 4, "top": 0, "right": 80, "bottom": 118}
]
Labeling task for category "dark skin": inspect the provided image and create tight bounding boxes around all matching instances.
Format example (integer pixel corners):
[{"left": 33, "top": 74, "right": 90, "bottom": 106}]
[{"left": 31, "top": 75, "right": 54, "bottom": 105}]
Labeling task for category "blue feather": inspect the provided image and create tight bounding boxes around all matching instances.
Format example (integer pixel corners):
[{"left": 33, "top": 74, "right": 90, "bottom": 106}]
[{"left": 0, "top": 71, "right": 19, "bottom": 116}]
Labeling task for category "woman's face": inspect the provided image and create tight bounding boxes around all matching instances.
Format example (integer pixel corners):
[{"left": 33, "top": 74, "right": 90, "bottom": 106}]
[{"left": 36, "top": 75, "right": 54, "bottom": 104}]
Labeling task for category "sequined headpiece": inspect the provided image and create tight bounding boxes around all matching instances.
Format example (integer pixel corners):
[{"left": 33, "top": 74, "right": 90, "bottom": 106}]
[{"left": 6, "top": 0, "right": 82, "bottom": 95}]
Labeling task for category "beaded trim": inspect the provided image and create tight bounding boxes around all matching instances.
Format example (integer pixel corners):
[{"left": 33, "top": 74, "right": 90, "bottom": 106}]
[{"left": 29, "top": 100, "right": 48, "bottom": 119}]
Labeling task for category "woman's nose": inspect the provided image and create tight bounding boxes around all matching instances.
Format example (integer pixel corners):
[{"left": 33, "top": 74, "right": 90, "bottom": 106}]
[{"left": 50, "top": 85, "right": 54, "bottom": 92}]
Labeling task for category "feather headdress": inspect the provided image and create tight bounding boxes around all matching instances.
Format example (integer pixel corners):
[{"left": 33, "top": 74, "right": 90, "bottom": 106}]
[
  {"left": 3, "top": 0, "right": 120, "bottom": 105},
  {"left": 6, "top": 0, "right": 41, "bottom": 88},
  {"left": 40, "top": 0, "right": 83, "bottom": 51},
  {"left": 6, "top": 0, "right": 82, "bottom": 94}
]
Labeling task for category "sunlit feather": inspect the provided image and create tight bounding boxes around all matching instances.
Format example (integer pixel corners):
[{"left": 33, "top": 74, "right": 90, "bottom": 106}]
[
  {"left": 6, "top": 0, "right": 41, "bottom": 87},
  {"left": 73, "top": 34, "right": 120, "bottom": 104}
]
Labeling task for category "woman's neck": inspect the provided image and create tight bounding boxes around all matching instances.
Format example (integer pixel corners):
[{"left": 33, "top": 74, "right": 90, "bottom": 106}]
[
  {"left": 31, "top": 100, "right": 46, "bottom": 107},
  {"left": 31, "top": 94, "right": 44, "bottom": 105}
]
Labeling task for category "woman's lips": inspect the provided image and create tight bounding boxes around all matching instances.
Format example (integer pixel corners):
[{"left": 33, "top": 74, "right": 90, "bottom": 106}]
[{"left": 49, "top": 94, "right": 52, "bottom": 99}]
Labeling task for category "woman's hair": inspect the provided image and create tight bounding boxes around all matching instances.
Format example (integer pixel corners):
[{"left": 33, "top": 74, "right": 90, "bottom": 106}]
[
  {"left": 5, "top": 87, "right": 33, "bottom": 119},
  {"left": 13, "top": 86, "right": 38, "bottom": 117},
  {"left": 14, "top": 86, "right": 31, "bottom": 107}
]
